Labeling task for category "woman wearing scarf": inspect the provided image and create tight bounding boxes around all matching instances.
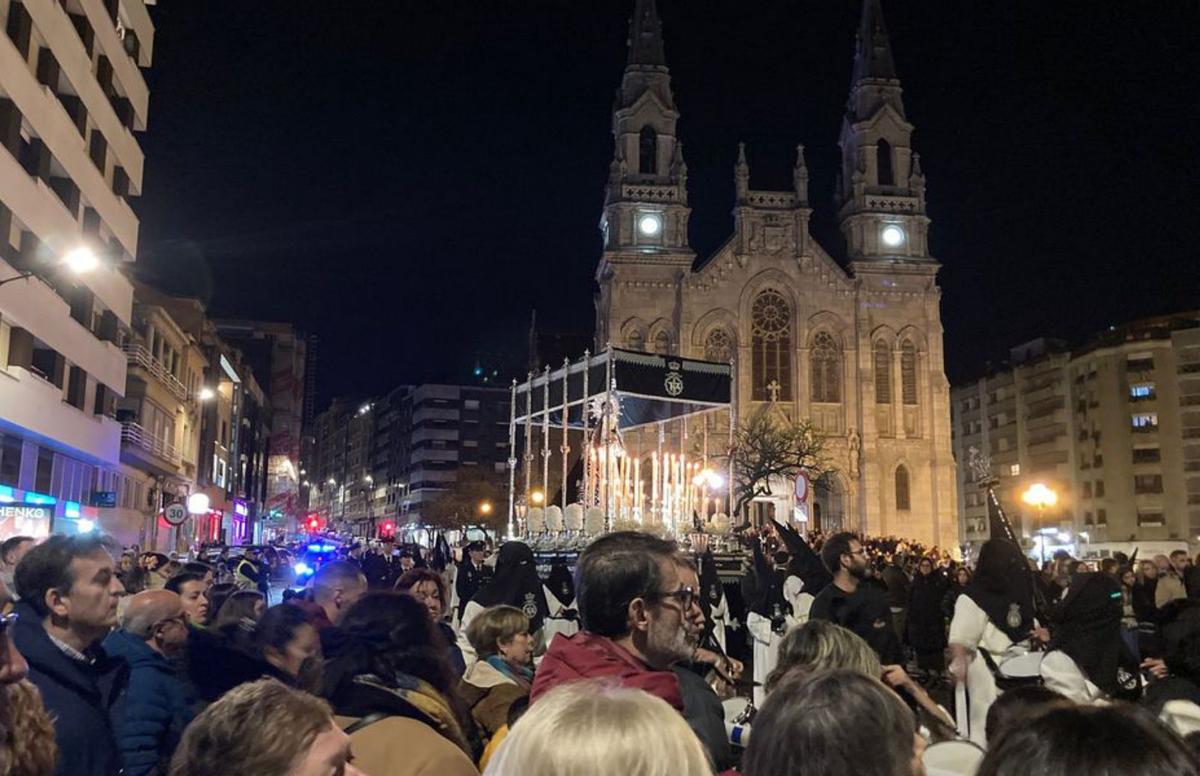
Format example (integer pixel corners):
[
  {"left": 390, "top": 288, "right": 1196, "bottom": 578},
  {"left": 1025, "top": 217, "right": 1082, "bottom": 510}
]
[
  {"left": 1041, "top": 572, "right": 1138, "bottom": 703},
  {"left": 948, "top": 538, "right": 1043, "bottom": 745},
  {"left": 459, "top": 542, "right": 550, "bottom": 663},
  {"left": 462, "top": 605, "right": 536, "bottom": 767},
  {"left": 321, "top": 591, "right": 479, "bottom": 776}
]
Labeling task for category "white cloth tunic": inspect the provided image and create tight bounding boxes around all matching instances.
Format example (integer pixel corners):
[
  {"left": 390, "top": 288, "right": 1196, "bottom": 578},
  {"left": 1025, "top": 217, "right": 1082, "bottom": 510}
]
[{"left": 948, "top": 595, "right": 1032, "bottom": 746}]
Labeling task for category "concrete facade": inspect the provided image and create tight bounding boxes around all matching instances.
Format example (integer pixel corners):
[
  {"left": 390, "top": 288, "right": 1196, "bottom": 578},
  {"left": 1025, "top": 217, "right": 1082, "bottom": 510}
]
[
  {"left": 593, "top": 0, "right": 957, "bottom": 548},
  {"left": 0, "top": 0, "right": 153, "bottom": 541}
]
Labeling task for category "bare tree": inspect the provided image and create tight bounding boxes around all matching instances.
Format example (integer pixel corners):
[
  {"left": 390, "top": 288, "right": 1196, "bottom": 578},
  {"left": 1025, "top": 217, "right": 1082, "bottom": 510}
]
[
  {"left": 727, "top": 412, "right": 829, "bottom": 521},
  {"left": 422, "top": 468, "right": 507, "bottom": 532}
]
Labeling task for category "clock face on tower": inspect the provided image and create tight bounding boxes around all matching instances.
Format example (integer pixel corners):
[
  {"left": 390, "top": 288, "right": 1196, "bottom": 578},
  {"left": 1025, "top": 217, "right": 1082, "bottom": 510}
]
[
  {"left": 638, "top": 213, "right": 662, "bottom": 237},
  {"left": 880, "top": 224, "right": 906, "bottom": 248}
]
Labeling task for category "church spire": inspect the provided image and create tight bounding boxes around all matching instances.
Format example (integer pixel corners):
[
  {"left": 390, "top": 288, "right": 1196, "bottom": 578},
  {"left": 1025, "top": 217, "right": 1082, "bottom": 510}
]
[
  {"left": 627, "top": 0, "right": 667, "bottom": 69},
  {"left": 851, "top": 0, "right": 897, "bottom": 85}
]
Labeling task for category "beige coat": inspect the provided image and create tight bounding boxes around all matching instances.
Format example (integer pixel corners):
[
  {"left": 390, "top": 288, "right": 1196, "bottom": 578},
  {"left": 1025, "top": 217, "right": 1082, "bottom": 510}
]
[
  {"left": 461, "top": 659, "right": 529, "bottom": 737},
  {"left": 334, "top": 715, "right": 478, "bottom": 776}
]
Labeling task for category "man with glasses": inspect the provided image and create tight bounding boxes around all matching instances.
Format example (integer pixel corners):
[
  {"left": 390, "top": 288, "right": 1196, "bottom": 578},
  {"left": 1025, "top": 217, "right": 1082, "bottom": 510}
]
[
  {"left": 531, "top": 531, "right": 690, "bottom": 710},
  {"left": 104, "top": 589, "right": 195, "bottom": 776},
  {"left": 810, "top": 531, "right": 903, "bottom": 664}
]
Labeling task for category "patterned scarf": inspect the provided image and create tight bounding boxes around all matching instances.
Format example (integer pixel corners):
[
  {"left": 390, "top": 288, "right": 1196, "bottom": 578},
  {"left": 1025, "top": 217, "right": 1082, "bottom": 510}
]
[
  {"left": 485, "top": 654, "right": 534, "bottom": 690},
  {"left": 353, "top": 673, "right": 471, "bottom": 754}
]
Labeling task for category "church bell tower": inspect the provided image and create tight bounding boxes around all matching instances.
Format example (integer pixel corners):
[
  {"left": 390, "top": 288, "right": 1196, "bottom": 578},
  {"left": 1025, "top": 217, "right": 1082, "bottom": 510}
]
[
  {"left": 597, "top": 0, "right": 694, "bottom": 273},
  {"left": 837, "top": 0, "right": 933, "bottom": 268}
]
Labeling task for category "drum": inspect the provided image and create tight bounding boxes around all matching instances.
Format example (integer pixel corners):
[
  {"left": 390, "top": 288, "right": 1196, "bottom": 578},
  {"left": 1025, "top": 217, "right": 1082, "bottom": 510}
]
[{"left": 922, "top": 739, "right": 985, "bottom": 776}]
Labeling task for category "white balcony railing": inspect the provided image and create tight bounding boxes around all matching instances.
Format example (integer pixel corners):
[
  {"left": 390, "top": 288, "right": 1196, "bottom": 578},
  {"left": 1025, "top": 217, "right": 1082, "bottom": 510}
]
[
  {"left": 122, "top": 343, "right": 188, "bottom": 401},
  {"left": 121, "top": 421, "right": 182, "bottom": 466}
]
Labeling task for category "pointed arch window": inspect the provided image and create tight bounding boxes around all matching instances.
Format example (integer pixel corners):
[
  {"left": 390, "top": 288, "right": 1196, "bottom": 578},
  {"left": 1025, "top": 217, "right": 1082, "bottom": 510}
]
[
  {"left": 751, "top": 290, "right": 791, "bottom": 401},
  {"left": 704, "top": 328, "right": 733, "bottom": 363},
  {"left": 627, "top": 329, "right": 645, "bottom": 352},
  {"left": 874, "top": 341, "right": 891, "bottom": 404},
  {"left": 901, "top": 340, "right": 918, "bottom": 405},
  {"left": 639, "top": 127, "right": 658, "bottom": 175},
  {"left": 810, "top": 331, "right": 841, "bottom": 403},
  {"left": 652, "top": 330, "right": 670, "bottom": 355},
  {"left": 895, "top": 465, "right": 911, "bottom": 511},
  {"left": 877, "top": 139, "right": 894, "bottom": 186}
]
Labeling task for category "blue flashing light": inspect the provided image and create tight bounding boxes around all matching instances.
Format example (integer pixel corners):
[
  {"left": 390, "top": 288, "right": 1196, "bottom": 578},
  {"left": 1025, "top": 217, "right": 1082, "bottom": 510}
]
[
  {"left": 0, "top": 485, "right": 13, "bottom": 503},
  {"left": 64, "top": 501, "right": 81, "bottom": 518},
  {"left": 306, "top": 543, "right": 337, "bottom": 553},
  {"left": 24, "top": 492, "right": 56, "bottom": 506}
]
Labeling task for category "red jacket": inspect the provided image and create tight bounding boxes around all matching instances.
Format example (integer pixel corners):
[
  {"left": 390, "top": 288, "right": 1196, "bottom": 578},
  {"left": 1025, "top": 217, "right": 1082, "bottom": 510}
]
[{"left": 530, "top": 630, "right": 684, "bottom": 710}]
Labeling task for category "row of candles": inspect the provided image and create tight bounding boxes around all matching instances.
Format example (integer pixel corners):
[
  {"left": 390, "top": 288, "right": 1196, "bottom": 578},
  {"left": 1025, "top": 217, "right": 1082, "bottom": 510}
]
[{"left": 584, "top": 444, "right": 726, "bottom": 534}]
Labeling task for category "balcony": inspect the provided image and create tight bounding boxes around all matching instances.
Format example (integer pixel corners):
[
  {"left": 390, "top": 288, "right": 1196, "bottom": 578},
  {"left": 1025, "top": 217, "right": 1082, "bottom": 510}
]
[
  {"left": 121, "top": 420, "right": 181, "bottom": 467},
  {"left": 122, "top": 343, "right": 188, "bottom": 401}
]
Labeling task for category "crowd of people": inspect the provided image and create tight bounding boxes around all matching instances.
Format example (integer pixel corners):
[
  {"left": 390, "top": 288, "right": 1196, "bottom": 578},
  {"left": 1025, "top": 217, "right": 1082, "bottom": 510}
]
[{"left": 0, "top": 524, "right": 1196, "bottom": 776}]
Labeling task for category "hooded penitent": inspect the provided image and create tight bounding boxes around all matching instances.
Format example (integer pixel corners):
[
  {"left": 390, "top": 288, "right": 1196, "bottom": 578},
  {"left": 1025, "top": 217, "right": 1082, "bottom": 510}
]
[
  {"left": 1051, "top": 572, "right": 1137, "bottom": 698},
  {"left": 773, "top": 519, "right": 832, "bottom": 595},
  {"left": 746, "top": 538, "right": 790, "bottom": 619},
  {"left": 472, "top": 541, "right": 550, "bottom": 633},
  {"left": 544, "top": 556, "right": 575, "bottom": 605},
  {"left": 965, "top": 538, "right": 1036, "bottom": 644}
]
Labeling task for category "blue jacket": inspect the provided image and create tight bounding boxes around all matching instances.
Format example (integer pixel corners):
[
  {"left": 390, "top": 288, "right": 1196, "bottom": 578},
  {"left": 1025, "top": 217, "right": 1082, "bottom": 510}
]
[
  {"left": 103, "top": 628, "right": 195, "bottom": 776},
  {"left": 11, "top": 602, "right": 129, "bottom": 776}
]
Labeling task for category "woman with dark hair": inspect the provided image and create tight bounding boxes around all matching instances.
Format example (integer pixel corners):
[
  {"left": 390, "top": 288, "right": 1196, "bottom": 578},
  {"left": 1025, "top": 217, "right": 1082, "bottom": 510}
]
[
  {"left": 942, "top": 566, "right": 971, "bottom": 619},
  {"left": 255, "top": 604, "right": 322, "bottom": 692},
  {"left": 459, "top": 542, "right": 549, "bottom": 663},
  {"left": 321, "top": 592, "right": 478, "bottom": 776},
  {"left": 949, "top": 539, "right": 1043, "bottom": 744},
  {"left": 203, "top": 583, "right": 238, "bottom": 627},
  {"left": 210, "top": 590, "right": 265, "bottom": 631},
  {"left": 395, "top": 567, "right": 465, "bottom": 675},
  {"left": 743, "top": 668, "right": 924, "bottom": 776},
  {"left": 978, "top": 704, "right": 1199, "bottom": 776},
  {"left": 907, "top": 557, "right": 948, "bottom": 681}
]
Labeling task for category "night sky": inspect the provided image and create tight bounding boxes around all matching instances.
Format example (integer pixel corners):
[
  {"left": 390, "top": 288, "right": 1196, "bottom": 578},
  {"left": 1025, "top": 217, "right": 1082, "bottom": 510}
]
[{"left": 135, "top": 1, "right": 1200, "bottom": 409}]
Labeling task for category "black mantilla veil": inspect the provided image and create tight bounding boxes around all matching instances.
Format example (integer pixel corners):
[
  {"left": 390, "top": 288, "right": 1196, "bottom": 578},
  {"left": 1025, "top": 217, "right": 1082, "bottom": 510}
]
[
  {"left": 746, "top": 537, "right": 790, "bottom": 619},
  {"left": 544, "top": 556, "right": 574, "bottom": 605},
  {"left": 965, "top": 537, "right": 1036, "bottom": 644},
  {"left": 1051, "top": 572, "right": 1137, "bottom": 698},
  {"left": 471, "top": 541, "right": 549, "bottom": 633}
]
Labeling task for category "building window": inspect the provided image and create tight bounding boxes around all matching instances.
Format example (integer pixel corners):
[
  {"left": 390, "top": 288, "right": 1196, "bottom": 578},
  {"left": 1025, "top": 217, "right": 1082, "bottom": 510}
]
[
  {"left": 900, "top": 341, "right": 918, "bottom": 405},
  {"left": 627, "top": 328, "right": 645, "bottom": 352},
  {"left": 751, "top": 290, "right": 791, "bottom": 401},
  {"left": 1126, "top": 356, "right": 1154, "bottom": 372},
  {"left": 1132, "top": 413, "right": 1158, "bottom": 432},
  {"left": 1137, "top": 510, "right": 1165, "bottom": 527},
  {"left": 809, "top": 331, "right": 841, "bottom": 403},
  {"left": 1010, "top": 464, "right": 1020, "bottom": 476},
  {"left": 876, "top": 139, "right": 894, "bottom": 186},
  {"left": 34, "top": 447, "right": 53, "bottom": 493},
  {"left": 1096, "top": 508, "right": 1107, "bottom": 525},
  {"left": 1133, "top": 447, "right": 1161, "bottom": 464},
  {"left": 1082, "top": 482, "right": 1092, "bottom": 498},
  {"left": 1129, "top": 383, "right": 1156, "bottom": 401},
  {"left": 1133, "top": 474, "right": 1163, "bottom": 494},
  {"left": 0, "top": 435, "right": 21, "bottom": 487},
  {"left": 464, "top": 399, "right": 480, "bottom": 411},
  {"left": 873, "top": 341, "right": 891, "bottom": 404},
  {"left": 639, "top": 126, "right": 657, "bottom": 175},
  {"left": 704, "top": 328, "right": 733, "bottom": 363},
  {"left": 1095, "top": 480, "right": 1105, "bottom": 497},
  {"left": 652, "top": 330, "right": 670, "bottom": 355},
  {"left": 895, "top": 465, "right": 910, "bottom": 511}
]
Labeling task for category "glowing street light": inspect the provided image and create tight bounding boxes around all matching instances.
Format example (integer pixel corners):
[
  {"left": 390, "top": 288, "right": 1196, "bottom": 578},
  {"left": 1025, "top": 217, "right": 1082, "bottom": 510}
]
[
  {"left": 530, "top": 490, "right": 545, "bottom": 506},
  {"left": 479, "top": 500, "right": 493, "bottom": 516},
  {"left": 197, "top": 386, "right": 216, "bottom": 401},
  {"left": 1022, "top": 483, "right": 1058, "bottom": 564},
  {"left": 0, "top": 244, "right": 100, "bottom": 289}
]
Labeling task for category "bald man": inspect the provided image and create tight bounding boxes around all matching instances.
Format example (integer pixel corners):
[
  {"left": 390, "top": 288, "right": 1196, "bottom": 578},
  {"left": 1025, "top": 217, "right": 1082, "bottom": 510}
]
[{"left": 103, "top": 590, "right": 195, "bottom": 776}]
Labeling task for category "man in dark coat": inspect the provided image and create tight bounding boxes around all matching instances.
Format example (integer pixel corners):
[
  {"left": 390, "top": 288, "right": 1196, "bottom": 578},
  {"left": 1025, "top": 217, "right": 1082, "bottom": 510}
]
[
  {"left": 809, "top": 532, "right": 903, "bottom": 665},
  {"left": 103, "top": 590, "right": 194, "bottom": 775},
  {"left": 12, "top": 535, "right": 129, "bottom": 776},
  {"left": 455, "top": 541, "right": 491, "bottom": 620}
]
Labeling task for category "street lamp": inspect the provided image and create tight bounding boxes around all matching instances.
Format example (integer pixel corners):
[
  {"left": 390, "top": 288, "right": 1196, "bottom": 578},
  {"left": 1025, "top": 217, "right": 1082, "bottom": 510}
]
[
  {"left": 479, "top": 500, "right": 493, "bottom": 516},
  {"left": 530, "top": 490, "right": 545, "bottom": 506},
  {"left": 197, "top": 386, "right": 216, "bottom": 401},
  {"left": 1022, "top": 482, "right": 1058, "bottom": 565},
  {"left": 0, "top": 245, "right": 100, "bottom": 289}
]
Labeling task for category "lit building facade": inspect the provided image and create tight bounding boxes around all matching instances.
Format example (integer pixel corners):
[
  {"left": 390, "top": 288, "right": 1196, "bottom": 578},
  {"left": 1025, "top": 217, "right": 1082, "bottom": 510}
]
[
  {"left": 0, "top": 0, "right": 155, "bottom": 540},
  {"left": 952, "top": 314, "right": 1200, "bottom": 550}
]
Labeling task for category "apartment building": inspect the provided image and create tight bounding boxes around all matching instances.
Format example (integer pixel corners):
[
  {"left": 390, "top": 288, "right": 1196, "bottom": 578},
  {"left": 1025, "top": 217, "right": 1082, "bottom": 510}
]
[
  {"left": 0, "top": 0, "right": 154, "bottom": 541},
  {"left": 311, "top": 397, "right": 375, "bottom": 534},
  {"left": 952, "top": 314, "right": 1200, "bottom": 550}
]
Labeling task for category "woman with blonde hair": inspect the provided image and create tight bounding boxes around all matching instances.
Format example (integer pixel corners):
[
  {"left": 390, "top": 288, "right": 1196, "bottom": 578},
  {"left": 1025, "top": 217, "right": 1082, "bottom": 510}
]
[
  {"left": 484, "top": 681, "right": 713, "bottom": 776},
  {"left": 463, "top": 605, "right": 534, "bottom": 737}
]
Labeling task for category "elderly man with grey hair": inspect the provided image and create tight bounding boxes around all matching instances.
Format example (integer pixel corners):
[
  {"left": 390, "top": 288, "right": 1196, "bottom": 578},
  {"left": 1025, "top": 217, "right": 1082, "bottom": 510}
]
[{"left": 103, "top": 589, "right": 195, "bottom": 776}]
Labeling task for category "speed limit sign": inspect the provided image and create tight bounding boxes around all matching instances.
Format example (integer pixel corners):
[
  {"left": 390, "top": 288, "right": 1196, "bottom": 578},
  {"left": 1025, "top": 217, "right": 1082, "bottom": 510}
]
[{"left": 163, "top": 502, "right": 187, "bottom": 526}]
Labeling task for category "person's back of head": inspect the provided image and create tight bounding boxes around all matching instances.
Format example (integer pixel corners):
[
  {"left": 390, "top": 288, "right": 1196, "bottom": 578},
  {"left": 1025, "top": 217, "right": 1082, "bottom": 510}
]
[
  {"left": 483, "top": 681, "right": 712, "bottom": 776},
  {"left": 0, "top": 536, "right": 33, "bottom": 568},
  {"left": 820, "top": 532, "right": 857, "bottom": 576},
  {"left": 574, "top": 531, "right": 678, "bottom": 638},
  {"left": 168, "top": 678, "right": 361, "bottom": 776},
  {"left": 212, "top": 590, "right": 264, "bottom": 630},
  {"left": 323, "top": 591, "right": 453, "bottom": 699},
  {"left": 13, "top": 533, "right": 116, "bottom": 618},
  {"left": 743, "top": 668, "right": 918, "bottom": 776},
  {"left": 983, "top": 685, "right": 1073, "bottom": 746},
  {"left": 765, "top": 620, "right": 882, "bottom": 692},
  {"left": 204, "top": 583, "right": 237, "bottom": 625},
  {"left": 979, "top": 704, "right": 1199, "bottom": 776},
  {"left": 119, "top": 589, "right": 184, "bottom": 641}
]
